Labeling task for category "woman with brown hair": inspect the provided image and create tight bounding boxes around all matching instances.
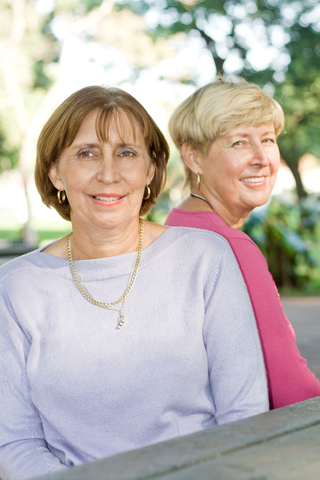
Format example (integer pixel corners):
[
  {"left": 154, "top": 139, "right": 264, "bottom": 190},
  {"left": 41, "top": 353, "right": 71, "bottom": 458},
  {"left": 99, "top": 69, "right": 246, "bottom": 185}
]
[{"left": 0, "top": 85, "right": 268, "bottom": 480}]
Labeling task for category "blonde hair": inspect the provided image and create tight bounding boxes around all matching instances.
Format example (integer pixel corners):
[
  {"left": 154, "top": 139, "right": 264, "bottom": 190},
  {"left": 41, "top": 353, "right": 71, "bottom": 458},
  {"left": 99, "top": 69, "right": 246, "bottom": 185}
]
[
  {"left": 35, "top": 85, "right": 169, "bottom": 220},
  {"left": 169, "top": 76, "right": 285, "bottom": 185}
]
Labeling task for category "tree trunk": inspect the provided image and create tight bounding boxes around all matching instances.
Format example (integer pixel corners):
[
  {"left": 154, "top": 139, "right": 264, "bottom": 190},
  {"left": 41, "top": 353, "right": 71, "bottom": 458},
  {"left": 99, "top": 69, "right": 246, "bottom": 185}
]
[
  {"left": 197, "top": 28, "right": 224, "bottom": 74},
  {"left": 20, "top": 174, "right": 38, "bottom": 244},
  {"left": 284, "top": 161, "right": 308, "bottom": 200}
]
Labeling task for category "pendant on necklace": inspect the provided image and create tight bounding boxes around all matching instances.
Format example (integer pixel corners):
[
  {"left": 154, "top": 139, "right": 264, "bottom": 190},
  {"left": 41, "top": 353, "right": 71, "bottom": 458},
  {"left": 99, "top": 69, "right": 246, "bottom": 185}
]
[{"left": 117, "top": 312, "right": 125, "bottom": 329}]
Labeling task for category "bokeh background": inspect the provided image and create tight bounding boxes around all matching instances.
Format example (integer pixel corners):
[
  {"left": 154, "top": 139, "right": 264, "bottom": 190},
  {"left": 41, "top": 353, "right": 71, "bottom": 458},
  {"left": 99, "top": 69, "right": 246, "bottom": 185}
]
[{"left": 1, "top": 0, "right": 320, "bottom": 294}]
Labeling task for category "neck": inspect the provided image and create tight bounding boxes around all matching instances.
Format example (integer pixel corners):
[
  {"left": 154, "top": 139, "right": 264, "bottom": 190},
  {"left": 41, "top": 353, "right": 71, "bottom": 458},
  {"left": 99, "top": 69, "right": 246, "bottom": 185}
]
[
  {"left": 179, "top": 187, "right": 251, "bottom": 230},
  {"left": 70, "top": 217, "right": 142, "bottom": 260},
  {"left": 190, "top": 193, "right": 216, "bottom": 213},
  {"left": 226, "top": 216, "right": 247, "bottom": 230},
  {"left": 202, "top": 194, "right": 250, "bottom": 229}
]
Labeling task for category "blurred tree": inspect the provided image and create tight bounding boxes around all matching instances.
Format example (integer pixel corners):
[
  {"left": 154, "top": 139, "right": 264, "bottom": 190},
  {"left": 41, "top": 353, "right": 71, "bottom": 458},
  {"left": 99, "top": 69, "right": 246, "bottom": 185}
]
[
  {"left": 0, "top": 124, "right": 19, "bottom": 173},
  {"left": 1, "top": 0, "right": 59, "bottom": 242},
  {"left": 116, "top": 0, "right": 320, "bottom": 199},
  {"left": 274, "top": 25, "right": 320, "bottom": 199},
  {"left": 0, "top": 0, "right": 172, "bottom": 242},
  {"left": 248, "top": 4, "right": 320, "bottom": 199},
  {"left": 242, "top": 196, "right": 320, "bottom": 289},
  {"left": 0, "top": 0, "right": 119, "bottom": 242}
]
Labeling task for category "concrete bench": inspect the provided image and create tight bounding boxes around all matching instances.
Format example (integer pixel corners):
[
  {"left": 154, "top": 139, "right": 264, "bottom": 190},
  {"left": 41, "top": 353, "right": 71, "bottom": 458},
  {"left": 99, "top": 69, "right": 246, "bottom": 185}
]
[{"left": 33, "top": 397, "right": 320, "bottom": 480}]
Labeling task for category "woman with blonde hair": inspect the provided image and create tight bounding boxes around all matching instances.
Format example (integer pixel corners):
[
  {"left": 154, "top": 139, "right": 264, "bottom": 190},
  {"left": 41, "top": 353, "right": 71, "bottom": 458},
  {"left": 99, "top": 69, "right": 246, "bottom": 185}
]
[
  {"left": 166, "top": 76, "right": 320, "bottom": 409},
  {"left": 0, "top": 85, "right": 268, "bottom": 480}
]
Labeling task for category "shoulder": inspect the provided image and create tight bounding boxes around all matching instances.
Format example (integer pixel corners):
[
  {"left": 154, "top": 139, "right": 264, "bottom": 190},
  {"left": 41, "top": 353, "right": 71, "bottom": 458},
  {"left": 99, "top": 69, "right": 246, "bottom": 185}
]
[
  {"left": 161, "top": 225, "right": 230, "bottom": 257},
  {"left": 0, "top": 244, "right": 64, "bottom": 286},
  {"left": 166, "top": 209, "right": 261, "bottom": 253},
  {"left": 142, "top": 226, "right": 238, "bottom": 296},
  {"left": 0, "top": 250, "right": 39, "bottom": 281},
  {"left": 142, "top": 225, "right": 231, "bottom": 270},
  {"left": 166, "top": 209, "right": 252, "bottom": 242}
]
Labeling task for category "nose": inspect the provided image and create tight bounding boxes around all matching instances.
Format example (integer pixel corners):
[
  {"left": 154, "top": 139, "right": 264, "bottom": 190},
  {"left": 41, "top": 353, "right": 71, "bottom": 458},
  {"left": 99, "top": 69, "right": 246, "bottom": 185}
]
[
  {"left": 250, "top": 143, "right": 270, "bottom": 167},
  {"left": 96, "top": 157, "right": 121, "bottom": 184}
]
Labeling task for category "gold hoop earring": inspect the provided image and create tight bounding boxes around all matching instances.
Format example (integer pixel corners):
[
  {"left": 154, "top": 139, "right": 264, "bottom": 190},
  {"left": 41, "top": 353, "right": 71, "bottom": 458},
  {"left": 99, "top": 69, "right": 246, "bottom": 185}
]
[
  {"left": 197, "top": 174, "right": 201, "bottom": 190},
  {"left": 143, "top": 185, "right": 151, "bottom": 200},
  {"left": 57, "top": 190, "right": 66, "bottom": 204}
]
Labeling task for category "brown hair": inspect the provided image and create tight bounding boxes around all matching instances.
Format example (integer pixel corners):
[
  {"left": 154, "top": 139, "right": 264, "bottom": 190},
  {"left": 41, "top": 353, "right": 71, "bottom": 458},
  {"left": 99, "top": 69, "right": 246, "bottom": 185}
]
[
  {"left": 35, "top": 85, "right": 170, "bottom": 220},
  {"left": 169, "top": 76, "right": 285, "bottom": 186}
]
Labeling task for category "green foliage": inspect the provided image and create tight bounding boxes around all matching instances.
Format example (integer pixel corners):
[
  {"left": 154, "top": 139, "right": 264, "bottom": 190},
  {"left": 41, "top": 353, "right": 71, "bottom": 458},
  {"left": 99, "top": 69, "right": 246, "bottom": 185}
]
[
  {"left": 116, "top": 0, "right": 320, "bottom": 200},
  {"left": 146, "top": 145, "right": 185, "bottom": 224},
  {"left": 115, "top": 0, "right": 320, "bottom": 76},
  {"left": 271, "top": 23, "right": 320, "bottom": 198},
  {"left": 242, "top": 197, "right": 320, "bottom": 289},
  {"left": 54, "top": 0, "right": 104, "bottom": 15},
  {"left": 32, "top": 60, "right": 54, "bottom": 90},
  {"left": 0, "top": 223, "right": 71, "bottom": 245},
  {"left": 0, "top": 129, "right": 19, "bottom": 173}
]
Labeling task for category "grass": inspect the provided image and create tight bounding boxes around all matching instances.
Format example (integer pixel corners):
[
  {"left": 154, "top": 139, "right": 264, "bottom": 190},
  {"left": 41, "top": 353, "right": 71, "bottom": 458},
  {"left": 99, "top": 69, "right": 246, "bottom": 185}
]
[{"left": 0, "top": 219, "right": 71, "bottom": 248}]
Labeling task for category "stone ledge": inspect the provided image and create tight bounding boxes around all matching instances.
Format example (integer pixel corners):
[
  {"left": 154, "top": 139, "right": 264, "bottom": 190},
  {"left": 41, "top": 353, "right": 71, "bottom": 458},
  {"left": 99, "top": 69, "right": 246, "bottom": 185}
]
[{"left": 33, "top": 397, "right": 320, "bottom": 480}]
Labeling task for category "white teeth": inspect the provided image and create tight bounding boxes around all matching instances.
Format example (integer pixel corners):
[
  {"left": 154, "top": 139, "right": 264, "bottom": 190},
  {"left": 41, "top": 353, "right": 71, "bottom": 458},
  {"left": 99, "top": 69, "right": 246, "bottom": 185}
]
[
  {"left": 240, "top": 177, "right": 265, "bottom": 183},
  {"left": 94, "top": 196, "right": 121, "bottom": 201}
]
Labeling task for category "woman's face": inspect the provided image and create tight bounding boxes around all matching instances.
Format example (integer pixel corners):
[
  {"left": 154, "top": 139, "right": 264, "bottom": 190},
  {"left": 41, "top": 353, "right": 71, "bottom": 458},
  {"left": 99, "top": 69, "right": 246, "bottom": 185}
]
[
  {"left": 195, "top": 123, "right": 281, "bottom": 223},
  {"left": 49, "top": 110, "right": 155, "bottom": 235}
]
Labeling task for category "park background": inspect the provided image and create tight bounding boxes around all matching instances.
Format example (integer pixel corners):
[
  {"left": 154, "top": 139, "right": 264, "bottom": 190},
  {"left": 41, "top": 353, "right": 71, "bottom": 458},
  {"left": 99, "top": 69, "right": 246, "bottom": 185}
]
[{"left": 1, "top": 0, "right": 320, "bottom": 295}]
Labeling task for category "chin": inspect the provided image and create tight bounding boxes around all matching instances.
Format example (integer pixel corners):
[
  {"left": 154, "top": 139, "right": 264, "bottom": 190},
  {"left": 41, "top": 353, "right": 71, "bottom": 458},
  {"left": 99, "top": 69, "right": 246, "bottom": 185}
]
[
  {"left": 252, "top": 192, "right": 273, "bottom": 208},
  {"left": 255, "top": 199, "right": 269, "bottom": 208}
]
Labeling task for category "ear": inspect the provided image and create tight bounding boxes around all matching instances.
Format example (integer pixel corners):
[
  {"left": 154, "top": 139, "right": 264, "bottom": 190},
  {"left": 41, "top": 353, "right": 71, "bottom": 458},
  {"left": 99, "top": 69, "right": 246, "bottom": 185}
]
[
  {"left": 181, "top": 143, "right": 203, "bottom": 176},
  {"left": 49, "top": 162, "right": 64, "bottom": 191},
  {"left": 146, "top": 160, "right": 156, "bottom": 185}
]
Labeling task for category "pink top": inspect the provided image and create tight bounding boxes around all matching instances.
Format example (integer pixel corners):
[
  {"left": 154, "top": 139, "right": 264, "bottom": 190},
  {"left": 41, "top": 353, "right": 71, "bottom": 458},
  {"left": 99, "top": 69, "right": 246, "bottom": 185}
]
[{"left": 166, "top": 208, "right": 320, "bottom": 409}]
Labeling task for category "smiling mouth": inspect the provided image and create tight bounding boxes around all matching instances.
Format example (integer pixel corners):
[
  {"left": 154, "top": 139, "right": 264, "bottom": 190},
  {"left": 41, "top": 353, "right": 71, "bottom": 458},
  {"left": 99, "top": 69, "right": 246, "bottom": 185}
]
[
  {"left": 240, "top": 177, "right": 266, "bottom": 183},
  {"left": 92, "top": 195, "right": 123, "bottom": 202}
]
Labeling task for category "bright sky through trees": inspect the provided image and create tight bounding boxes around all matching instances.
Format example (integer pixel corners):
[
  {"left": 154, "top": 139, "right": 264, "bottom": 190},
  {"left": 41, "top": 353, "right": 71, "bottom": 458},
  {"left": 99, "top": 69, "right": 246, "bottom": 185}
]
[{"left": 1, "top": 0, "right": 320, "bottom": 239}]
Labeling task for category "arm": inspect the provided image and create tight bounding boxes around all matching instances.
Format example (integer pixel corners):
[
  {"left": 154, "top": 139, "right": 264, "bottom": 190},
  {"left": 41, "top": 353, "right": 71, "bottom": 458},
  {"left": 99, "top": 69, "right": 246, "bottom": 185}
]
[
  {"left": 270, "top": 273, "right": 296, "bottom": 340},
  {"left": 166, "top": 210, "right": 320, "bottom": 408},
  {"left": 203, "top": 245, "right": 269, "bottom": 425},
  {"left": 231, "top": 239, "right": 320, "bottom": 409},
  {"left": 0, "top": 284, "right": 67, "bottom": 480}
]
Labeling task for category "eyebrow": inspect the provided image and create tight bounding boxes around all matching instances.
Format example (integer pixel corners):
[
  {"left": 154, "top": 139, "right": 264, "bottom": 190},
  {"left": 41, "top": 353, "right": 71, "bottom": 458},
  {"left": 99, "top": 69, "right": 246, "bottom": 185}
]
[
  {"left": 229, "top": 132, "right": 250, "bottom": 138},
  {"left": 117, "top": 142, "right": 144, "bottom": 149},
  {"left": 229, "top": 130, "right": 275, "bottom": 138},
  {"left": 70, "top": 142, "right": 145, "bottom": 150},
  {"left": 70, "top": 143, "right": 100, "bottom": 150}
]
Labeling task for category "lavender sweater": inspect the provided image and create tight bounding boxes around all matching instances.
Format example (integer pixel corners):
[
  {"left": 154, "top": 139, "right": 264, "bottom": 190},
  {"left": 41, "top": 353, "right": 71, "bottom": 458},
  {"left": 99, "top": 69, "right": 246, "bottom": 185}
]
[{"left": 0, "top": 227, "right": 268, "bottom": 480}]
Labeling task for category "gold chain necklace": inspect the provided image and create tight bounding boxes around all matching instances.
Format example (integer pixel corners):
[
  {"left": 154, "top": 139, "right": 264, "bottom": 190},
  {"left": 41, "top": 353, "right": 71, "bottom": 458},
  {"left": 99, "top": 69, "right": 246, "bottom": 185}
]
[{"left": 67, "top": 218, "right": 144, "bottom": 329}]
